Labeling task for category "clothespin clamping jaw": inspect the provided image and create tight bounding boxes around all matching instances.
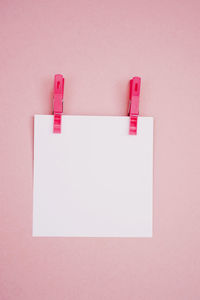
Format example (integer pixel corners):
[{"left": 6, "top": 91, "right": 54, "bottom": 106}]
[
  {"left": 128, "top": 77, "right": 141, "bottom": 135},
  {"left": 53, "top": 74, "right": 64, "bottom": 133}
]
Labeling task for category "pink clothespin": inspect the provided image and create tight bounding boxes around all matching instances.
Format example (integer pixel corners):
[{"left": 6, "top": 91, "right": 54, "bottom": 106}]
[
  {"left": 53, "top": 74, "right": 64, "bottom": 134},
  {"left": 128, "top": 77, "right": 141, "bottom": 135}
]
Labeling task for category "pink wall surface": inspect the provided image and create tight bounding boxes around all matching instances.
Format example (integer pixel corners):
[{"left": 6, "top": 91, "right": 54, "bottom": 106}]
[{"left": 0, "top": 0, "right": 200, "bottom": 299}]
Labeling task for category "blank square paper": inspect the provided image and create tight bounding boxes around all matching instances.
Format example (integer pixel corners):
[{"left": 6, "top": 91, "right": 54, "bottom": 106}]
[{"left": 33, "top": 115, "right": 153, "bottom": 237}]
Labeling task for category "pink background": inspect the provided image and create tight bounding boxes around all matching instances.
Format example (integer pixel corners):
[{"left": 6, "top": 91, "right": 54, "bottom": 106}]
[{"left": 1, "top": 0, "right": 200, "bottom": 299}]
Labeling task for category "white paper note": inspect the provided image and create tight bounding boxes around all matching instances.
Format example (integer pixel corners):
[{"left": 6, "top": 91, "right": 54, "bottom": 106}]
[{"left": 33, "top": 115, "right": 153, "bottom": 237}]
